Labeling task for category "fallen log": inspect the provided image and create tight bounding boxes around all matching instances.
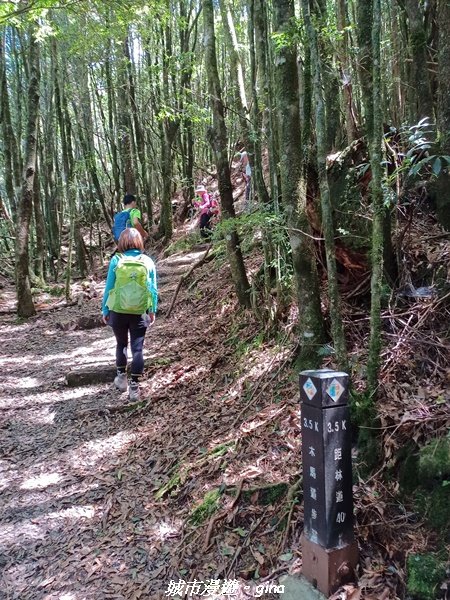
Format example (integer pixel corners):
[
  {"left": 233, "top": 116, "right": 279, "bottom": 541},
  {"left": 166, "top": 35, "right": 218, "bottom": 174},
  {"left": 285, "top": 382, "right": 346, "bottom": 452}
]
[
  {"left": 56, "top": 314, "right": 104, "bottom": 331},
  {"left": 66, "top": 365, "right": 117, "bottom": 387},
  {"left": 66, "top": 358, "right": 155, "bottom": 387}
]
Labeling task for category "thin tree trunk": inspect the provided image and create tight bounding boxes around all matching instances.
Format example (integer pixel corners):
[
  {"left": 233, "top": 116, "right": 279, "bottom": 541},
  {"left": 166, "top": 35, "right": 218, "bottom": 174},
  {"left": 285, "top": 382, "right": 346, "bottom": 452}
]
[
  {"left": 404, "top": 0, "right": 434, "bottom": 122},
  {"left": 356, "top": 0, "right": 374, "bottom": 140},
  {"left": 16, "top": 31, "right": 40, "bottom": 318},
  {"left": 434, "top": 0, "right": 450, "bottom": 230},
  {"left": 203, "top": 0, "right": 251, "bottom": 307},
  {"left": 104, "top": 45, "right": 121, "bottom": 207},
  {"left": 336, "top": 0, "right": 359, "bottom": 143},
  {"left": 33, "top": 159, "right": 46, "bottom": 283},
  {"left": 367, "top": 0, "right": 384, "bottom": 394},
  {"left": 125, "top": 32, "right": 152, "bottom": 223},
  {"left": 273, "top": 0, "right": 325, "bottom": 367},
  {"left": 247, "top": 0, "right": 270, "bottom": 205},
  {"left": 118, "top": 39, "right": 136, "bottom": 196},
  {"left": 0, "top": 33, "right": 21, "bottom": 219},
  {"left": 302, "top": 0, "right": 347, "bottom": 369}
]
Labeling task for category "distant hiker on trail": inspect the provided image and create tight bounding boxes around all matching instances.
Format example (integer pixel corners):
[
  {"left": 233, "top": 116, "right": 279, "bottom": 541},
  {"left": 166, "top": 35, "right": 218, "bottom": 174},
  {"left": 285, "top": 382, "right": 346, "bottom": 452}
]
[
  {"left": 112, "top": 194, "right": 148, "bottom": 243},
  {"left": 194, "top": 185, "right": 218, "bottom": 238},
  {"left": 235, "top": 149, "right": 252, "bottom": 209},
  {"left": 102, "top": 228, "right": 158, "bottom": 402}
]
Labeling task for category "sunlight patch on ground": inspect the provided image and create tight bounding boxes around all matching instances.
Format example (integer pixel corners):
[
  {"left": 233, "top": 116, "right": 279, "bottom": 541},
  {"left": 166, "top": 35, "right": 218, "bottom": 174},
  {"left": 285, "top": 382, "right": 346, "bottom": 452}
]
[
  {"left": 0, "top": 460, "right": 19, "bottom": 492},
  {"left": 168, "top": 251, "right": 206, "bottom": 265},
  {"left": 0, "top": 505, "right": 96, "bottom": 548},
  {"left": 150, "top": 518, "right": 182, "bottom": 541},
  {"left": 9, "top": 375, "right": 41, "bottom": 389},
  {"left": 21, "top": 472, "right": 62, "bottom": 490},
  {"left": 0, "top": 384, "right": 106, "bottom": 410},
  {"left": 70, "top": 430, "right": 136, "bottom": 469},
  {"left": 44, "top": 504, "right": 96, "bottom": 521}
]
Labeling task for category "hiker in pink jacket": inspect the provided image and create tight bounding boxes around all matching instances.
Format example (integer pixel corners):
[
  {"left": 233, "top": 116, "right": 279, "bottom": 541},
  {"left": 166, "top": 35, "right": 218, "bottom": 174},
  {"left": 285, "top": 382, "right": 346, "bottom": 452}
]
[{"left": 194, "top": 185, "right": 213, "bottom": 238}]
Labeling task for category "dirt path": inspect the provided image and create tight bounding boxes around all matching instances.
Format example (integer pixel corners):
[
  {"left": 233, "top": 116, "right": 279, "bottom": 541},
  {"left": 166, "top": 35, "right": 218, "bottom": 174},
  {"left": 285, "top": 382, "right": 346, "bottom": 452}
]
[{"left": 0, "top": 249, "right": 219, "bottom": 600}]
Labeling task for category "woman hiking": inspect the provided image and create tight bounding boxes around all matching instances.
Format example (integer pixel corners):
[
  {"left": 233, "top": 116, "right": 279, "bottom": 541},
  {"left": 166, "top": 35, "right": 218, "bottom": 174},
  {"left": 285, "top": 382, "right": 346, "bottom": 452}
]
[{"left": 102, "top": 228, "right": 158, "bottom": 401}]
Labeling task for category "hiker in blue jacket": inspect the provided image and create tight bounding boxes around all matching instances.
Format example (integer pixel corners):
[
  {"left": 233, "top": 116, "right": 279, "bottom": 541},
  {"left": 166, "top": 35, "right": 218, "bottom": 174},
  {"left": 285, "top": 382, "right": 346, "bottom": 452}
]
[
  {"left": 102, "top": 228, "right": 158, "bottom": 401},
  {"left": 112, "top": 194, "right": 148, "bottom": 243}
]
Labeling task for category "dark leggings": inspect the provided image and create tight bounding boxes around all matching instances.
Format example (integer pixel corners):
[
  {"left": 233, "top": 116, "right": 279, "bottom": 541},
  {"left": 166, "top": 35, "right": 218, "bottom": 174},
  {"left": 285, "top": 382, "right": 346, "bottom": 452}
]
[
  {"left": 109, "top": 311, "right": 148, "bottom": 377},
  {"left": 199, "top": 212, "right": 212, "bottom": 238}
]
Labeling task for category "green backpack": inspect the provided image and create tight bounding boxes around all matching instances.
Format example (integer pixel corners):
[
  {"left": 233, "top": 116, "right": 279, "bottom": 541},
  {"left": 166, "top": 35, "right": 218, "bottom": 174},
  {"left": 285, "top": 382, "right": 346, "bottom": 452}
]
[{"left": 106, "top": 254, "right": 153, "bottom": 315}]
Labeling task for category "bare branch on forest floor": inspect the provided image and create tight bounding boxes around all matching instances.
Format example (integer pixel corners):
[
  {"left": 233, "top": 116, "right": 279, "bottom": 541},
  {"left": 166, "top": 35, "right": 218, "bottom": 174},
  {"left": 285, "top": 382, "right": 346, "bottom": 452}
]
[{"left": 166, "top": 244, "right": 212, "bottom": 318}]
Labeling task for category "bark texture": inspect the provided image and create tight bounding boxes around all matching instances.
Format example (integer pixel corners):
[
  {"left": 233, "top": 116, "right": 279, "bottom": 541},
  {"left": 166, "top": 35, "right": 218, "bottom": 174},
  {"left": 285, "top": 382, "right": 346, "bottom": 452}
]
[
  {"left": 203, "top": 0, "right": 251, "bottom": 307},
  {"left": 16, "top": 32, "right": 40, "bottom": 318},
  {"left": 273, "top": 0, "right": 324, "bottom": 367}
]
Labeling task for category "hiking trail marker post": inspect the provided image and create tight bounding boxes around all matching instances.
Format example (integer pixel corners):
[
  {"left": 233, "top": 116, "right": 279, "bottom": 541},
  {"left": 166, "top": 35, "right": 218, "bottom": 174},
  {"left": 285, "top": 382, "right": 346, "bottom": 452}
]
[{"left": 300, "top": 369, "right": 358, "bottom": 596}]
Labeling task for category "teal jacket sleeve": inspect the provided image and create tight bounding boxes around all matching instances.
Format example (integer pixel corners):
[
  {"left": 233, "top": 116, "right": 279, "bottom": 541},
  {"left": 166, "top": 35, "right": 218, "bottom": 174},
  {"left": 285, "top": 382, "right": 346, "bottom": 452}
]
[
  {"left": 145, "top": 255, "right": 158, "bottom": 313},
  {"left": 102, "top": 255, "right": 120, "bottom": 316}
]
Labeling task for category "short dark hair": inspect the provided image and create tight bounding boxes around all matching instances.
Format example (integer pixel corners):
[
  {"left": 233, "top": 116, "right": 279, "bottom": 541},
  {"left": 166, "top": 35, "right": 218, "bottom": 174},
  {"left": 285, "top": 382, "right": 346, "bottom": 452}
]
[
  {"left": 123, "top": 194, "right": 136, "bottom": 206},
  {"left": 117, "top": 228, "right": 144, "bottom": 252}
]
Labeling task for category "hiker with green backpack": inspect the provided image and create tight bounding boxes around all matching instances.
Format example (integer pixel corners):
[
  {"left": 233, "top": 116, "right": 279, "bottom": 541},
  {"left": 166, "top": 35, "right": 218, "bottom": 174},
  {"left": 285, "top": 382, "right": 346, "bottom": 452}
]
[{"left": 102, "top": 228, "right": 158, "bottom": 401}]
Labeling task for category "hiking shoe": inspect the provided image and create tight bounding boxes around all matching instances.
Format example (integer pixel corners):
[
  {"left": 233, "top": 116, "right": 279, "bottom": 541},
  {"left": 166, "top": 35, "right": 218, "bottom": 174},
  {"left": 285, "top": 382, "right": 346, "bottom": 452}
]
[
  {"left": 114, "top": 372, "right": 128, "bottom": 392},
  {"left": 129, "top": 382, "right": 140, "bottom": 402}
]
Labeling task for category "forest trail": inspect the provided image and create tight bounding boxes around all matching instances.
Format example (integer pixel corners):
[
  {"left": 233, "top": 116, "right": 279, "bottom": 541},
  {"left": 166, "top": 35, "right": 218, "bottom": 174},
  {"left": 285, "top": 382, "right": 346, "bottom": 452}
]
[{"left": 0, "top": 246, "right": 246, "bottom": 600}]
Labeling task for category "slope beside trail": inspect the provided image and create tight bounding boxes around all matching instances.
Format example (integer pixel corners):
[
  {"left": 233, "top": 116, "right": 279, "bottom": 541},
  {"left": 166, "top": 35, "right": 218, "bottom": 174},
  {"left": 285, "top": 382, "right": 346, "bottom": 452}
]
[{"left": 2, "top": 247, "right": 279, "bottom": 600}]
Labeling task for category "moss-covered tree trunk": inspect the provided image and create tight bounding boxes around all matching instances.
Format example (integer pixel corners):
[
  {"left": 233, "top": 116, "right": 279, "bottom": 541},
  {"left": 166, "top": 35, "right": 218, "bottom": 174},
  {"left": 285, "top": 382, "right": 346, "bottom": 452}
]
[
  {"left": 33, "top": 163, "right": 46, "bottom": 284},
  {"left": 158, "top": 17, "right": 179, "bottom": 242},
  {"left": 336, "top": 0, "right": 359, "bottom": 144},
  {"left": 125, "top": 32, "right": 152, "bottom": 224},
  {"left": 273, "top": 0, "right": 325, "bottom": 367},
  {"left": 118, "top": 39, "right": 136, "bottom": 196},
  {"left": 434, "top": 0, "right": 450, "bottom": 230},
  {"left": 367, "top": 0, "right": 384, "bottom": 395},
  {"left": 16, "top": 31, "right": 39, "bottom": 318},
  {"left": 302, "top": 0, "right": 347, "bottom": 369},
  {"left": 203, "top": 0, "right": 251, "bottom": 308},
  {"left": 404, "top": 0, "right": 434, "bottom": 122},
  {"left": 0, "top": 33, "right": 21, "bottom": 221},
  {"left": 356, "top": 0, "right": 374, "bottom": 140}
]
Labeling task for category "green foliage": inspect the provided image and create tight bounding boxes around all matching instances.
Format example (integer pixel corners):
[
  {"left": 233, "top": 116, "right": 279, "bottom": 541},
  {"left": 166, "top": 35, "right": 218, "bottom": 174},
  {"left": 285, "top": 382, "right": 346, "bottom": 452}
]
[
  {"left": 188, "top": 488, "right": 221, "bottom": 525},
  {"left": 154, "top": 468, "right": 183, "bottom": 500},
  {"left": 398, "top": 435, "right": 450, "bottom": 538},
  {"left": 417, "top": 435, "right": 450, "bottom": 487},
  {"left": 242, "top": 482, "right": 288, "bottom": 506},
  {"left": 350, "top": 390, "right": 380, "bottom": 473},
  {"left": 406, "top": 554, "right": 446, "bottom": 600},
  {"left": 387, "top": 119, "right": 450, "bottom": 186}
]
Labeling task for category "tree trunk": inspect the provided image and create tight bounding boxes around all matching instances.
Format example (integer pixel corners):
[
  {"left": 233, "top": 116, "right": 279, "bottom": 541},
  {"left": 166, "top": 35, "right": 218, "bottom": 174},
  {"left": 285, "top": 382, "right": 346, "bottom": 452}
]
[
  {"left": 118, "top": 39, "right": 136, "bottom": 196},
  {"left": 273, "top": 0, "right": 325, "bottom": 367},
  {"left": 336, "top": 0, "right": 359, "bottom": 143},
  {"left": 302, "top": 0, "right": 347, "bottom": 369},
  {"left": 125, "top": 32, "right": 153, "bottom": 223},
  {"left": 16, "top": 31, "right": 40, "bottom": 318},
  {"left": 0, "top": 33, "right": 21, "bottom": 220},
  {"left": 434, "top": 0, "right": 450, "bottom": 230},
  {"left": 33, "top": 160, "right": 46, "bottom": 284},
  {"left": 247, "top": 0, "right": 270, "bottom": 205},
  {"left": 203, "top": 0, "right": 251, "bottom": 308},
  {"left": 367, "top": 0, "right": 384, "bottom": 394},
  {"left": 404, "top": 0, "right": 434, "bottom": 122},
  {"left": 356, "top": 0, "right": 374, "bottom": 140}
]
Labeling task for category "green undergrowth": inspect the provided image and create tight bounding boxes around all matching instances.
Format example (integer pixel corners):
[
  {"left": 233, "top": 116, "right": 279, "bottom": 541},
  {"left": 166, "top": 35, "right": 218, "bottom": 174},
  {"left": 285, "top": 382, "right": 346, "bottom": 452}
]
[
  {"left": 349, "top": 389, "right": 381, "bottom": 474},
  {"left": 406, "top": 553, "right": 447, "bottom": 600},
  {"left": 154, "top": 442, "right": 235, "bottom": 500},
  {"left": 189, "top": 488, "right": 222, "bottom": 525},
  {"left": 399, "top": 434, "right": 450, "bottom": 543}
]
